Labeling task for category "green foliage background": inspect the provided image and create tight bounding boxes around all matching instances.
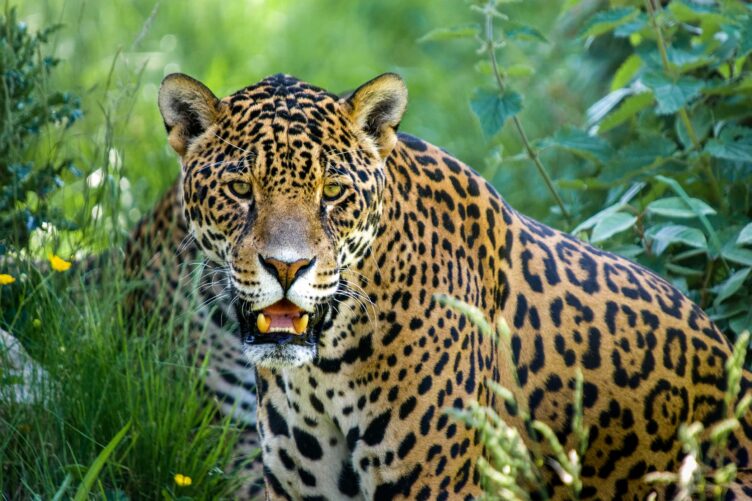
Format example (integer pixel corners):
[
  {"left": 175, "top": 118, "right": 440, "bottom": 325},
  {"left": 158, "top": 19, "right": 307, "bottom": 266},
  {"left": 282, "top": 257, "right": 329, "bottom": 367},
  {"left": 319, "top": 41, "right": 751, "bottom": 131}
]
[
  {"left": 2, "top": 0, "right": 752, "bottom": 498},
  {"left": 17, "top": 0, "right": 606, "bottom": 226}
]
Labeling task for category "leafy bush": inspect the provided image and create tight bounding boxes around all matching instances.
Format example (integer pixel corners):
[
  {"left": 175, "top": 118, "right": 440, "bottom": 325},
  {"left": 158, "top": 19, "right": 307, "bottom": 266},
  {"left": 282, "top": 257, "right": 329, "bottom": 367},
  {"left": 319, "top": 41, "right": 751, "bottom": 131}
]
[
  {"left": 0, "top": 7, "right": 244, "bottom": 499},
  {"left": 567, "top": 0, "right": 752, "bottom": 339},
  {"left": 0, "top": 6, "right": 82, "bottom": 254},
  {"left": 425, "top": 0, "right": 752, "bottom": 340}
]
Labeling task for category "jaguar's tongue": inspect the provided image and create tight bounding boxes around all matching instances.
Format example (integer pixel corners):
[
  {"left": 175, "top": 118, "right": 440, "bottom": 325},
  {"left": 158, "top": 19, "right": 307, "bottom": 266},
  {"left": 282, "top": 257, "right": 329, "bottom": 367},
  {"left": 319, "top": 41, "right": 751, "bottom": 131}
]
[{"left": 257, "top": 299, "right": 309, "bottom": 335}]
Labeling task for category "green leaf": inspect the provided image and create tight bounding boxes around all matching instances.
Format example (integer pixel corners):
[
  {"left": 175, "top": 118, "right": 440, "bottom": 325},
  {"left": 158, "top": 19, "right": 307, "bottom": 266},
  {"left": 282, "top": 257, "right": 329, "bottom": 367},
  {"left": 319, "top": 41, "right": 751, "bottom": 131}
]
[
  {"left": 73, "top": 421, "right": 131, "bottom": 501},
  {"left": 641, "top": 72, "right": 704, "bottom": 115},
  {"left": 705, "top": 127, "right": 752, "bottom": 163},
  {"left": 709, "top": 301, "right": 748, "bottom": 322},
  {"left": 505, "top": 22, "right": 548, "bottom": 43},
  {"left": 610, "top": 244, "right": 644, "bottom": 259},
  {"left": 613, "top": 13, "right": 647, "bottom": 38},
  {"left": 418, "top": 23, "right": 479, "bottom": 43},
  {"left": 597, "top": 92, "right": 653, "bottom": 133},
  {"left": 738, "top": 223, "right": 752, "bottom": 245},
  {"left": 580, "top": 7, "right": 640, "bottom": 38},
  {"left": 609, "top": 135, "right": 676, "bottom": 173},
  {"left": 665, "top": 262, "right": 704, "bottom": 278},
  {"left": 669, "top": 0, "right": 731, "bottom": 25},
  {"left": 470, "top": 89, "right": 522, "bottom": 138},
  {"left": 654, "top": 175, "right": 722, "bottom": 259},
  {"left": 676, "top": 106, "right": 712, "bottom": 149},
  {"left": 586, "top": 88, "right": 632, "bottom": 127},
  {"left": 539, "top": 126, "right": 613, "bottom": 164},
  {"left": 647, "top": 196, "right": 717, "bottom": 219},
  {"left": 741, "top": 18, "right": 752, "bottom": 58},
  {"left": 666, "top": 47, "right": 715, "bottom": 74},
  {"left": 505, "top": 64, "right": 535, "bottom": 78},
  {"left": 722, "top": 247, "right": 752, "bottom": 267},
  {"left": 573, "top": 204, "right": 621, "bottom": 235},
  {"left": 649, "top": 224, "right": 708, "bottom": 256},
  {"left": 610, "top": 54, "right": 643, "bottom": 91},
  {"left": 591, "top": 212, "right": 637, "bottom": 243},
  {"left": 713, "top": 268, "right": 752, "bottom": 307}
]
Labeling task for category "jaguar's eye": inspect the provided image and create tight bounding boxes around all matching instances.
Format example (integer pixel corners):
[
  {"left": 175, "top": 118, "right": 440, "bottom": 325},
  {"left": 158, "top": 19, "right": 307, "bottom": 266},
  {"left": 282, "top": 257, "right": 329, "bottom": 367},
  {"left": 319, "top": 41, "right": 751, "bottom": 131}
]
[
  {"left": 323, "top": 183, "right": 344, "bottom": 201},
  {"left": 229, "top": 181, "right": 253, "bottom": 199}
]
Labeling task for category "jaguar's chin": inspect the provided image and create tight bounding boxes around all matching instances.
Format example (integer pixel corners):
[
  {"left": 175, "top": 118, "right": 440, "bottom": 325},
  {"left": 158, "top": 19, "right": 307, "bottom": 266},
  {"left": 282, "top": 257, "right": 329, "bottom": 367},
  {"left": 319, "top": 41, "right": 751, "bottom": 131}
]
[{"left": 235, "top": 298, "right": 330, "bottom": 368}]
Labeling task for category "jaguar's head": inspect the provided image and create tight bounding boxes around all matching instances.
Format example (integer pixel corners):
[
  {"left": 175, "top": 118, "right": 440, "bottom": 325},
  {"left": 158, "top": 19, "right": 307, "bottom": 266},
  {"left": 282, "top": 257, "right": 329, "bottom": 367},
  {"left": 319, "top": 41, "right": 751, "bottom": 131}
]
[{"left": 158, "top": 73, "right": 407, "bottom": 367}]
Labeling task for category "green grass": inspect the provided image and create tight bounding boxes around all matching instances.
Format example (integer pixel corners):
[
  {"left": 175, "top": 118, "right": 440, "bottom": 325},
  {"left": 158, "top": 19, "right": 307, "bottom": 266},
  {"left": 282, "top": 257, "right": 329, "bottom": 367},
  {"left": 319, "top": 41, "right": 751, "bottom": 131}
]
[{"left": 0, "top": 261, "right": 244, "bottom": 499}]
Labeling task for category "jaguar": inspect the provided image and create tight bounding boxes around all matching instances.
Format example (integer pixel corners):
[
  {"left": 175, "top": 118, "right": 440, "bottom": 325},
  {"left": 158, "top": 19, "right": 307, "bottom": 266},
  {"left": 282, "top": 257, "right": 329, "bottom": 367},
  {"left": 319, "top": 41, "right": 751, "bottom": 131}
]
[{"left": 124, "top": 71, "right": 752, "bottom": 499}]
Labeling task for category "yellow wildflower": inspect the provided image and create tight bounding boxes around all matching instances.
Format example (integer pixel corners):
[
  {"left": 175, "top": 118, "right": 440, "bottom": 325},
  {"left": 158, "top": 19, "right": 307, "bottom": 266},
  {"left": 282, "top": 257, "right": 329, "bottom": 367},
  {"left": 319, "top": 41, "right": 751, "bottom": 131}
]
[
  {"left": 174, "top": 473, "right": 192, "bottom": 487},
  {"left": 0, "top": 274, "right": 15, "bottom": 285},
  {"left": 48, "top": 255, "right": 72, "bottom": 272}
]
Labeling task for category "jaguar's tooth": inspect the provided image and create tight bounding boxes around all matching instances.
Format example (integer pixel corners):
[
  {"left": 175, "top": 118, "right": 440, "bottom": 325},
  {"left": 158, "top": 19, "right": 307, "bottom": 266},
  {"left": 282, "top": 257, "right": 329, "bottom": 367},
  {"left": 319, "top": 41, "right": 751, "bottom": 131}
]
[
  {"left": 292, "top": 314, "right": 309, "bottom": 335},
  {"left": 257, "top": 313, "right": 271, "bottom": 334}
]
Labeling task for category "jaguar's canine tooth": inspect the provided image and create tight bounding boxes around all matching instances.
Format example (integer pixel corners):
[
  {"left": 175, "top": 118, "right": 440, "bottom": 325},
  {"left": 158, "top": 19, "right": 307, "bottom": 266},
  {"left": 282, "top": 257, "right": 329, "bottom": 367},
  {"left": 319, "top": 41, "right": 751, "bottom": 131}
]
[
  {"left": 292, "top": 314, "right": 309, "bottom": 335},
  {"left": 257, "top": 313, "right": 271, "bottom": 334}
]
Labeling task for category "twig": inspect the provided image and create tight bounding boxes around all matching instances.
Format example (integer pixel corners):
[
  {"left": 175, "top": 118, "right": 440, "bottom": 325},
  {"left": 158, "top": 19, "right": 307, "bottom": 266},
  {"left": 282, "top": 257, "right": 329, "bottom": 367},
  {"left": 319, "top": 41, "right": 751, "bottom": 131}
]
[
  {"left": 480, "top": 2, "right": 571, "bottom": 224},
  {"left": 643, "top": 0, "right": 724, "bottom": 210}
]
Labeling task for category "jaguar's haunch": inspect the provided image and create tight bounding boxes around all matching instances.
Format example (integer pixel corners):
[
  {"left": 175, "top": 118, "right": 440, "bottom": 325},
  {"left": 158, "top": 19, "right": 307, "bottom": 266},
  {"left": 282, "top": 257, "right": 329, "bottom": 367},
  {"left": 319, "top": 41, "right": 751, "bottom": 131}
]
[{"left": 126, "top": 72, "right": 752, "bottom": 499}]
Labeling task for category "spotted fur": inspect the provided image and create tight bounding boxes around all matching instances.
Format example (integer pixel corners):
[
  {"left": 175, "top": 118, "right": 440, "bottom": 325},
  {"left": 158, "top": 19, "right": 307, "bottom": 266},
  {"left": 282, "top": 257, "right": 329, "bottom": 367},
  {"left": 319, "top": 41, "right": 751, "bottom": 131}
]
[{"left": 123, "top": 72, "right": 752, "bottom": 499}]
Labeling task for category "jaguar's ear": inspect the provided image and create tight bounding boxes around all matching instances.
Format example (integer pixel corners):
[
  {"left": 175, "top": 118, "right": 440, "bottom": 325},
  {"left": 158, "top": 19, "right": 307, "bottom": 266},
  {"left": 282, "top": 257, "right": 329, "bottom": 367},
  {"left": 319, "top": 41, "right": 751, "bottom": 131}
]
[
  {"left": 343, "top": 73, "right": 407, "bottom": 158},
  {"left": 158, "top": 73, "right": 220, "bottom": 157}
]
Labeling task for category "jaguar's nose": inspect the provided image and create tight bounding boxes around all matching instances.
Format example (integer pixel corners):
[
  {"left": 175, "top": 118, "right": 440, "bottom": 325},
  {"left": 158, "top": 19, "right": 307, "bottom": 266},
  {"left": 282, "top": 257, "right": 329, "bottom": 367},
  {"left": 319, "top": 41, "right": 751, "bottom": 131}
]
[{"left": 259, "top": 255, "right": 316, "bottom": 292}]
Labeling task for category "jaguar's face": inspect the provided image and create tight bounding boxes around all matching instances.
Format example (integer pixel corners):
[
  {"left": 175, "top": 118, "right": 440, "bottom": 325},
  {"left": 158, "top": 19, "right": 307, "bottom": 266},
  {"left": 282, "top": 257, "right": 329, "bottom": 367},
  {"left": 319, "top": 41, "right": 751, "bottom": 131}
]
[{"left": 158, "top": 73, "right": 407, "bottom": 367}]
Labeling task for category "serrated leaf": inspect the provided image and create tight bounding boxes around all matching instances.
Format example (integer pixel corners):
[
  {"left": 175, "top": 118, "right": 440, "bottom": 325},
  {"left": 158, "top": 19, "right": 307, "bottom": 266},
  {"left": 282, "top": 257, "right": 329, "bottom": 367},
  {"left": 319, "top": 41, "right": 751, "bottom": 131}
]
[
  {"left": 597, "top": 92, "right": 653, "bottom": 133},
  {"left": 640, "top": 72, "right": 704, "bottom": 115},
  {"left": 669, "top": 0, "right": 730, "bottom": 25},
  {"left": 609, "top": 135, "right": 677, "bottom": 173},
  {"left": 539, "top": 126, "right": 613, "bottom": 164},
  {"left": 676, "top": 106, "right": 712, "bottom": 149},
  {"left": 418, "top": 24, "right": 479, "bottom": 43},
  {"left": 722, "top": 247, "right": 752, "bottom": 267},
  {"left": 611, "top": 54, "right": 643, "bottom": 91},
  {"left": 666, "top": 46, "right": 715, "bottom": 74},
  {"left": 738, "top": 223, "right": 752, "bottom": 245},
  {"left": 713, "top": 268, "right": 752, "bottom": 307},
  {"left": 614, "top": 13, "right": 647, "bottom": 38},
  {"left": 506, "top": 22, "right": 548, "bottom": 43},
  {"left": 580, "top": 7, "right": 640, "bottom": 38},
  {"left": 650, "top": 224, "right": 707, "bottom": 255},
  {"left": 647, "top": 197, "right": 717, "bottom": 219},
  {"left": 470, "top": 89, "right": 522, "bottom": 138},
  {"left": 591, "top": 212, "right": 637, "bottom": 243},
  {"left": 705, "top": 127, "right": 752, "bottom": 163}
]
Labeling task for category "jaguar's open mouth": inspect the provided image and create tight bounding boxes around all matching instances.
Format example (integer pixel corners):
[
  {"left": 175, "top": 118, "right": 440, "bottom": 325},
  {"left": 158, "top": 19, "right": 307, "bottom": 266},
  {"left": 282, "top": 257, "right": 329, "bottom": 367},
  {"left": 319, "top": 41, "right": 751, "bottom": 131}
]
[{"left": 235, "top": 298, "right": 328, "bottom": 347}]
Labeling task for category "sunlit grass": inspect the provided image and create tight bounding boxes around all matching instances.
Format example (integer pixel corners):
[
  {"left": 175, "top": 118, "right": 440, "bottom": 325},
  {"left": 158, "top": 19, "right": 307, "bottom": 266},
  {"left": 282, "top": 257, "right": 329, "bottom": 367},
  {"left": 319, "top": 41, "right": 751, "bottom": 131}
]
[{"left": 0, "top": 253, "right": 244, "bottom": 499}]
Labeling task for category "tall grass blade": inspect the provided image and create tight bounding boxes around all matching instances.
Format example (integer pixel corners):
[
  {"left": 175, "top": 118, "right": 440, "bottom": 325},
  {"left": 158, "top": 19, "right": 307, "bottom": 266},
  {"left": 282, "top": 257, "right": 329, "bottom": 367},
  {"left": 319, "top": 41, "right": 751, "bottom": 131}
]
[{"left": 72, "top": 420, "right": 131, "bottom": 501}]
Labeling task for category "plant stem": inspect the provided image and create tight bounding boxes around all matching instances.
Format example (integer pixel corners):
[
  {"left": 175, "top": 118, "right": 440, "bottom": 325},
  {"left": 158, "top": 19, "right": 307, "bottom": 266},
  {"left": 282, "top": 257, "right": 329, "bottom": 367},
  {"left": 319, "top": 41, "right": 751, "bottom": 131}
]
[
  {"left": 483, "top": 5, "right": 571, "bottom": 224},
  {"left": 643, "top": 0, "right": 724, "bottom": 209}
]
